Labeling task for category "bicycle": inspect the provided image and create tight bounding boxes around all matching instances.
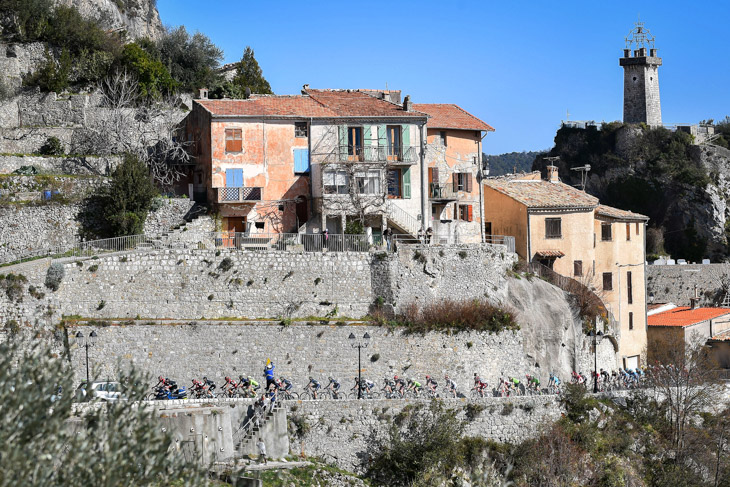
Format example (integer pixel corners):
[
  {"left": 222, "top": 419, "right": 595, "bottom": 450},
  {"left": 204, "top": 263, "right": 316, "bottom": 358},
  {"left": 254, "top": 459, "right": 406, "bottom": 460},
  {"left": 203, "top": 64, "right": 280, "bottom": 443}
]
[{"left": 470, "top": 385, "right": 488, "bottom": 398}]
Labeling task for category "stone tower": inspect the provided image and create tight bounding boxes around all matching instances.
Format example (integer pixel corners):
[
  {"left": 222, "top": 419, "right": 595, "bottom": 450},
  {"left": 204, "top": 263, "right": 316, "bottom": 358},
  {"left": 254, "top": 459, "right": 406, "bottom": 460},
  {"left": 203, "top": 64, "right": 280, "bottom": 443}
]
[{"left": 619, "top": 20, "right": 662, "bottom": 126}]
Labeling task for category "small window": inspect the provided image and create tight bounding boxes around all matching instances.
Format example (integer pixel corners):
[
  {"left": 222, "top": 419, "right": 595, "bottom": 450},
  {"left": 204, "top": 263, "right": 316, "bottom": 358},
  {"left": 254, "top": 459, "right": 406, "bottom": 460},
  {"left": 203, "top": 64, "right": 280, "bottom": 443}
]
[
  {"left": 627, "top": 271, "right": 633, "bottom": 304},
  {"left": 440, "top": 130, "right": 447, "bottom": 146},
  {"left": 356, "top": 170, "right": 381, "bottom": 194},
  {"left": 601, "top": 222, "right": 612, "bottom": 241},
  {"left": 255, "top": 221, "right": 265, "bottom": 230},
  {"left": 323, "top": 170, "right": 349, "bottom": 194},
  {"left": 295, "top": 122, "right": 308, "bottom": 138},
  {"left": 629, "top": 312, "right": 634, "bottom": 330},
  {"left": 603, "top": 272, "right": 613, "bottom": 291},
  {"left": 453, "top": 173, "right": 472, "bottom": 192},
  {"left": 635, "top": 222, "right": 640, "bottom": 235},
  {"left": 574, "top": 260, "right": 583, "bottom": 277},
  {"left": 225, "top": 128, "right": 242, "bottom": 152},
  {"left": 458, "top": 204, "right": 473, "bottom": 222},
  {"left": 545, "top": 218, "right": 562, "bottom": 239},
  {"left": 626, "top": 223, "right": 631, "bottom": 241},
  {"left": 484, "top": 222, "right": 492, "bottom": 237}
]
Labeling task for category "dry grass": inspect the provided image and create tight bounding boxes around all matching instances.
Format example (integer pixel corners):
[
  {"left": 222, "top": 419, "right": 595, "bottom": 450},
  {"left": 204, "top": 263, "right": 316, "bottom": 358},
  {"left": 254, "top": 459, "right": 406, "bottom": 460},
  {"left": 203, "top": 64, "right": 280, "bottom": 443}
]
[{"left": 372, "top": 299, "right": 519, "bottom": 334}]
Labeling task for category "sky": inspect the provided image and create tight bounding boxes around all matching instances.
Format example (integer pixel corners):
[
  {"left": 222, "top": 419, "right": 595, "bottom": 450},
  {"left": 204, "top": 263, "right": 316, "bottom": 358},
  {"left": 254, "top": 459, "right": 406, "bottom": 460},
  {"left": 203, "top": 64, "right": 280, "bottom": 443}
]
[{"left": 157, "top": 0, "right": 730, "bottom": 155}]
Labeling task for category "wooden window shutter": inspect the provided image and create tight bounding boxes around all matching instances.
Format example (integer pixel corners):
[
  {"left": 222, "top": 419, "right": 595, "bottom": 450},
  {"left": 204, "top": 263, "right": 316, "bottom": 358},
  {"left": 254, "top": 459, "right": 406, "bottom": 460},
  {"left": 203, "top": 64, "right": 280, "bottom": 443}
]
[
  {"left": 453, "top": 173, "right": 459, "bottom": 192},
  {"left": 364, "top": 126, "right": 373, "bottom": 147},
  {"left": 465, "top": 173, "right": 473, "bottom": 193},
  {"left": 377, "top": 125, "right": 386, "bottom": 146},
  {"left": 225, "top": 128, "right": 242, "bottom": 152},
  {"left": 403, "top": 168, "right": 411, "bottom": 199},
  {"left": 338, "top": 125, "right": 348, "bottom": 148},
  {"left": 467, "top": 205, "right": 473, "bottom": 222},
  {"left": 432, "top": 167, "right": 439, "bottom": 183},
  {"left": 401, "top": 125, "right": 410, "bottom": 148}
]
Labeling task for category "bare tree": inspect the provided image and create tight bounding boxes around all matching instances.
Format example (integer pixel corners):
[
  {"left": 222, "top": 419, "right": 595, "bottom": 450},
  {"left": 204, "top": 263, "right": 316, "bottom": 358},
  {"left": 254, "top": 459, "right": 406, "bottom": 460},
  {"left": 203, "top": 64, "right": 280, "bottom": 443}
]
[
  {"left": 647, "top": 333, "right": 722, "bottom": 461},
  {"left": 74, "top": 69, "right": 192, "bottom": 188}
]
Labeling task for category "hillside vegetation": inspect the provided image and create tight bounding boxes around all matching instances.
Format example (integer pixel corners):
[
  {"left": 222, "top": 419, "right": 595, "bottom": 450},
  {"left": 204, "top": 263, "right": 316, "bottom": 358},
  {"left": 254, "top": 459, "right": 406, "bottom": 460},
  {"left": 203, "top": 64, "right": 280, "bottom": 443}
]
[
  {"left": 533, "top": 122, "right": 729, "bottom": 262},
  {"left": 484, "top": 150, "right": 543, "bottom": 176}
]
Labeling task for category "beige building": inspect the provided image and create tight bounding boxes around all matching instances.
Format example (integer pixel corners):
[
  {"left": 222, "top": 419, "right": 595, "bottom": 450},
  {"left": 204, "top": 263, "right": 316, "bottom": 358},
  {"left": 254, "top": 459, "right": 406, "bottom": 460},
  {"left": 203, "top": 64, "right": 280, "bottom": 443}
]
[{"left": 483, "top": 167, "right": 649, "bottom": 368}]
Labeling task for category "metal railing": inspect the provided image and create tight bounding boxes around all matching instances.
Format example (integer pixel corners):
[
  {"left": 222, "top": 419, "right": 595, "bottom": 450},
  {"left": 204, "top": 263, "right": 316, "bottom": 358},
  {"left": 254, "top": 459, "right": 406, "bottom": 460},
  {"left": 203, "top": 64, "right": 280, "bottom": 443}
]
[
  {"left": 335, "top": 145, "right": 417, "bottom": 163},
  {"left": 385, "top": 201, "right": 421, "bottom": 236},
  {"left": 429, "top": 183, "right": 458, "bottom": 200},
  {"left": 217, "top": 187, "right": 263, "bottom": 203},
  {"left": 211, "top": 232, "right": 375, "bottom": 252}
]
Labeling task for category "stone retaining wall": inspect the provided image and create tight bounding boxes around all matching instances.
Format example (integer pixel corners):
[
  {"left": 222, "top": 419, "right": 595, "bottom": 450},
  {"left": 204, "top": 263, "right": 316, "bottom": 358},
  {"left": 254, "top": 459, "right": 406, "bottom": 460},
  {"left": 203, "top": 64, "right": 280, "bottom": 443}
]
[
  {"left": 288, "top": 396, "right": 563, "bottom": 471},
  {"left": 647, "top": 263, "right": 730, "bottom": 306},
  {"left": 0, "top": 154, "right": 121, "bottom": 175}
]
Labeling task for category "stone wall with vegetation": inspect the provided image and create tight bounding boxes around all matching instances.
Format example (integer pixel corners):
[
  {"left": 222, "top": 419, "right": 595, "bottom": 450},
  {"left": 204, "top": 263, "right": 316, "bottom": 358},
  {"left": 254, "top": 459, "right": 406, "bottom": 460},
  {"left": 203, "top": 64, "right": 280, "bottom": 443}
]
[{"left": 288, "top": 396, "right": 563, "bottom": 471}]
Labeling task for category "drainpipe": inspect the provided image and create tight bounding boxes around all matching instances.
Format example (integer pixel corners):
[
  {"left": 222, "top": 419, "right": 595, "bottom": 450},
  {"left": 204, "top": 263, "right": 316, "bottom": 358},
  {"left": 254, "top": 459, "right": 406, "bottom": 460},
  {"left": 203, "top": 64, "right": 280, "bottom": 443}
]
[
  {"left": 478, "top": 131, "right": 488, "bottom": 243},
  {"left": 526, "top": 210, "right": 531, "bottom": 263},
  {"left": 419, "top": 122, "right": 427, "bottom": 233}
]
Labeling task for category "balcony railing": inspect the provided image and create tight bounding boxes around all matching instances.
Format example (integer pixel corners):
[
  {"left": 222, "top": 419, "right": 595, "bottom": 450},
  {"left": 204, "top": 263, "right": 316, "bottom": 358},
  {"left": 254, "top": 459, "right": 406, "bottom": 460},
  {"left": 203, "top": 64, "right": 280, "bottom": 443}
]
[
  {"left": 218, "top": 187, "right": 263, "bottom": 203},
  {"left": 334, "top": 145, "right": 417, "bottom": 164},
  {"left": 429, "top": 183, "right": 458, "bottom": 200}
]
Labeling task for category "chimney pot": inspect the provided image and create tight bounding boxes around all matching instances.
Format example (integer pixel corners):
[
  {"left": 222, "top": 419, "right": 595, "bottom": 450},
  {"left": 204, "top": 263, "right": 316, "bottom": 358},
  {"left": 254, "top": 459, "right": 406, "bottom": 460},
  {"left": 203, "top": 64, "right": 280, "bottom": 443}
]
[
  {"left": 403, "top": 95, "right": 411, "bottom": 112},
  {"left": 623, "top": 49, "right": 631, "bottom": 58},
  {"left": 546, "top": 165, "right": 559, "bottom": 183},
  {"left": 198, "top": 88, "right": 208, "bottom": 100},
  {"left": 649, "top": 48, "right": 657, "bottom": 57}
]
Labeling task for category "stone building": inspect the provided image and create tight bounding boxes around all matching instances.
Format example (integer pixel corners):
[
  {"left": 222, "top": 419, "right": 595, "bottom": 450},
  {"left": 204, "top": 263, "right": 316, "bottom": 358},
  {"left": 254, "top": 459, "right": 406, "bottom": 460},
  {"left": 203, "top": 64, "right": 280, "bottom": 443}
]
[
  {"left": 620, "top": 20, "right": 662, "bottom": 126},
  {"left": 413, "top": 103, "right": 495, "bottom": 244},
  {"left": 482, "top": 167, "right": 649, "bottom": 369}
]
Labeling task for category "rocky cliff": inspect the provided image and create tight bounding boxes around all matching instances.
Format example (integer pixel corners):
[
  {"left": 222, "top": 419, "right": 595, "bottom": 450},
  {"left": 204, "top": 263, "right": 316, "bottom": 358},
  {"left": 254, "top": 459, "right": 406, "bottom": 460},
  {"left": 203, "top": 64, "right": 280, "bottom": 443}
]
[{"left": 52, "top": 0, "right": 163, "bottom": 40}]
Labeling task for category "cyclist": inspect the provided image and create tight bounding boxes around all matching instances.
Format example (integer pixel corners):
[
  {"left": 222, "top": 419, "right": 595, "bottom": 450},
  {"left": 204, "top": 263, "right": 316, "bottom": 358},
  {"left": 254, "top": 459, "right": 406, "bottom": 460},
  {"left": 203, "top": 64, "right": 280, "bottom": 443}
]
[
  {"left": 221, "top": 376, "right": 237, "bottom": 396},
  {"left": 425, "top": 375, "right": 438, "bottom": 395},
  {"left": 526, "top": 374, "right": 540, "bottom": 394},
  {"left": 202, "top": 376, "right": 216, "bottom": 394},
  {"left": 406, "top": 377, "right": 422, "bottom": 395},
  {"left": 382, "top": 377, "right": 396, "bottom": 397},
  {"left": 362, "top": 378, "right": 375, "bottom": 396},
  {"left": 278, "top": 376, "right": 293, "bottom": 393},
  {"left": 393, "top": 375, "right": 407, "bottom": 397},
  {"left": 307, "top": 377, "right": 321, "bottom": 399},
  {"left": 508, "top": 376, "right": 521, "bottom": 395},
  {"left": 444, "top": 375, "right": 457, "bottom": 397},
  {"left": 326, "top": 377, "right": 341, "bottom": 398},
  {"left": 473, "top": 374, "right": 488, "bottom": 396}
]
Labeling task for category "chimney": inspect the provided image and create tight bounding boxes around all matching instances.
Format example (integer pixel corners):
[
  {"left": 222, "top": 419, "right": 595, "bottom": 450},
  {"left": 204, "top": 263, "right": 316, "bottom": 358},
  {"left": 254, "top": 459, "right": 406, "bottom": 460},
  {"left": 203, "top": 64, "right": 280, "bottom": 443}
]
[
  {"left": 623, "top": 48, "right": 631, "bottom": 58},
  {"left": 690, "top": 285, "right": 700, "bottom": 310},
  {"left": 198, "top": 88, "right": 208, "bottom": 100},
  {"left": 403, "top": 95, "right": 411, "bottom": 112},
  {"left": 301, "top": 83, "right": 310, "bottom": 94},
  {"left": 649, "top": 48, "right": 657, "bottom": 57},
  {"left": 546, "top": 165, "right": 559, "bottom": 183}
]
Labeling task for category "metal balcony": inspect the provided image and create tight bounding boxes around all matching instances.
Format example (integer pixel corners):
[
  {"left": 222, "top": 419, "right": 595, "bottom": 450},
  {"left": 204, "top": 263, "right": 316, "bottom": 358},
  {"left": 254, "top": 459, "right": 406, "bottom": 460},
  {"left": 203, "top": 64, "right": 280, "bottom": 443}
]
[
  {"left": 335, "top": 145, "right": 417, "bottom": 164},
  {"left": 429, "top": 183, "right": 458, "bottom": 201},
  {"left": 217, "top": 186, "right": 263, "bottom": 203}
]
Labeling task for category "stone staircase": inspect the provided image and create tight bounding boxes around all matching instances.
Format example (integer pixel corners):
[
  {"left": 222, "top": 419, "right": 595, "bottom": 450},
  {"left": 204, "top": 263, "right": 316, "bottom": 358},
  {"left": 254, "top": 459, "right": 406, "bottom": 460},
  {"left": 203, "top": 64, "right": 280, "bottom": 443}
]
[
  {"left": 385, "top": 201, "right": 421, "bottom": 237},
  {"left": 233, "top": 403, "right": 287, "bottom": 459}
]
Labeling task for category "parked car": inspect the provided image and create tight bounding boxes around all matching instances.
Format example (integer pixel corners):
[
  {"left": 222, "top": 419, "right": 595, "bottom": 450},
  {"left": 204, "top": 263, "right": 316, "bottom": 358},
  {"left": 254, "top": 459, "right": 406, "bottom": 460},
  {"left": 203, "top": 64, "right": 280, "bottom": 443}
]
[{"left": 76, "top": 381, "right": 126, "bottom": 402}]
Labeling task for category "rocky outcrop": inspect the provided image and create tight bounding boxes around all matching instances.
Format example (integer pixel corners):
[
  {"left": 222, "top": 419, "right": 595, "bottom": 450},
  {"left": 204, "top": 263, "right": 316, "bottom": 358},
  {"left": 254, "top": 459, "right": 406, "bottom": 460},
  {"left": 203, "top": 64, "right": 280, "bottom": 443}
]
[{"left": 52, "top": 0, "right": 164, "bottom": 41}]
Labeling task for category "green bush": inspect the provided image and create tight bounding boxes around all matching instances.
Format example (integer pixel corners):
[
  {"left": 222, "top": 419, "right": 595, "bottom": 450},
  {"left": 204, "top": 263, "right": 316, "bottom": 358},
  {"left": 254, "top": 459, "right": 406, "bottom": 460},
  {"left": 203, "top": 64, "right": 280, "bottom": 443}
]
[
  {"left": 39, "top": 136, "right": 64, "bottom": 156},
  {"left": 382, "top": 299, "right": 519, "bottom": 334},
  {"left": 0, "top": 273, "right": 27, "bottom": 302},
  {"left": 121, "top": 43, "right": 176, "bottom": 100},
  {"left": 45, "top": 263, "right": 64, "bottom": 291}
]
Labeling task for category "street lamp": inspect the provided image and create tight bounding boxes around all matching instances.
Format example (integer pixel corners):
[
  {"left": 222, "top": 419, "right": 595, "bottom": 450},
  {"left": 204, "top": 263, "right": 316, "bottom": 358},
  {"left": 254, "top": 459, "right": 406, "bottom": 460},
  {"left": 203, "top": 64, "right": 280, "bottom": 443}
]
[
  {"left": 76, "top": 330, "right": 97, "bottom": 387},
  {"left": 589, "top": 329, "right": 604, "bottom": 393},
  {"left": 348, "top": 332, "right": 371, "bottom": 399}
]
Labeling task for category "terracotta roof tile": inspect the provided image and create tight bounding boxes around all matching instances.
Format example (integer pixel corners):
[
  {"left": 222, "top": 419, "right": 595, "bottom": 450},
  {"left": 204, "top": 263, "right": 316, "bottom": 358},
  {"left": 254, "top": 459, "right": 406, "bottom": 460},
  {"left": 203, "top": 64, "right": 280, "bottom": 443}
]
[
  {"left": 196, "top": 96, "right": 337, "bottom": 117},
  {"left": 648, "top": 307, "right": 730, "bottom": 327},
  {"left": 305, "top": 89, "right": 426, "bottom": 118},
  {"left": 413, "top": 103, "right": 495, "bottom": 131},
  {"left": 596, "top": 204, "right": 649, "bottom": 221},
  {"left": 483, "top": 175, "right": 599, "bottom": 209},
  {"left": 196, "top": 89, "right": 427, "bottom": 119}
]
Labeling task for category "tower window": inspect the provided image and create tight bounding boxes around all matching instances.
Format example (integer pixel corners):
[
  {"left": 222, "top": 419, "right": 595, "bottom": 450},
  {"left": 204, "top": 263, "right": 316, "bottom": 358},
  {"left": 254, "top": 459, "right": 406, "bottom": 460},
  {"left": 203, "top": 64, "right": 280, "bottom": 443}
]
[{"left": 632, "top": 77, "right": 637, "bottom": 81}]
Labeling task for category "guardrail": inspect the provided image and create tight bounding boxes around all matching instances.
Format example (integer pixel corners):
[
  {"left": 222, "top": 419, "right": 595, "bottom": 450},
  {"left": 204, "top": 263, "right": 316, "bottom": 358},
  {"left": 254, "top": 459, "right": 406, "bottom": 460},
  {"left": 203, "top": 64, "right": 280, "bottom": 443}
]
[
  {"left": 1, "top": 231, "right": 518, "bottom": 267},
  {"left": 334, "top": 145, "right": 417, "bottom": 164},
  {"left": 217, "top": 187, "right": 263, "bottom": 202}
]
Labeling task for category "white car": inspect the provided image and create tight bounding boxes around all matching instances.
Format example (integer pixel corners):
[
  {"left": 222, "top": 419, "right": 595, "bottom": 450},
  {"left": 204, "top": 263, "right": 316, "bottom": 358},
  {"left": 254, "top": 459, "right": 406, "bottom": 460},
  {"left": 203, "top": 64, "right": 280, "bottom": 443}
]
[{"left": 77, "top": 381, "right": 126, "bottom": 402}]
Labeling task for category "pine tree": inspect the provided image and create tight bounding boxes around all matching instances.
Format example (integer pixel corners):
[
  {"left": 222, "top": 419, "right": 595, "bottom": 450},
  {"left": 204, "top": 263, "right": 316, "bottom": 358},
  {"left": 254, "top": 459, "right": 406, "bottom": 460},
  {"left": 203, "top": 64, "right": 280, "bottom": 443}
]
[
  {"left": 101, "top": 154, "right": 158, "bottom": 237},
  {"left": 232, "top": 46, "right": 273, "bottom": 96}
]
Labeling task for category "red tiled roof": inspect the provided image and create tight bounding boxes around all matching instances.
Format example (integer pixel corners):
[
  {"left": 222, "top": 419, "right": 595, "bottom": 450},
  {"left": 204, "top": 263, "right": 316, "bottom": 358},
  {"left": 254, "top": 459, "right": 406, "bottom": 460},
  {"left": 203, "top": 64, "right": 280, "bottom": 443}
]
[
  {"left": 305, "top": 89, "right": 425, "bottom": 118},
  {"left": 196, "top": 96, "right": 337, "bottom": 117},
  {"left": 413, "top": 103, "right": 495, "bottom": 132},
  {"left": 535, "top": 250, "right": 565, "bottom": 258},
  {"left": 483, "top": 175, "right": 599, "bottom": 209},
  {"left": 196, "top": 90, "right": 427, "bottom": 119},
  {"left": 596, "top": 204, "right": 649, "bottom": 221},
  {"left": 648, "top": 307, "right": 730, "bottom": 327}
]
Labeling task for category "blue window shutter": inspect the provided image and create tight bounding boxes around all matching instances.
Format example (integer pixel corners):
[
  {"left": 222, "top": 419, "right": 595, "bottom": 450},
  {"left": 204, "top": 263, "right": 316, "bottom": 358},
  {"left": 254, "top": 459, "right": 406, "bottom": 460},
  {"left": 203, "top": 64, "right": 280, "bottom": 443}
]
[
  {"left": 294, "top": 149, "right": 310, "bottom": 173},
  {"left": 401, "top": 125, "right": 410, "bottom": 148},
  {"left": 225, "top": 169, "right": 235, "bottom": 187},
  {"left": 234, "top": 169, "right": 243, "bottom": 187}
]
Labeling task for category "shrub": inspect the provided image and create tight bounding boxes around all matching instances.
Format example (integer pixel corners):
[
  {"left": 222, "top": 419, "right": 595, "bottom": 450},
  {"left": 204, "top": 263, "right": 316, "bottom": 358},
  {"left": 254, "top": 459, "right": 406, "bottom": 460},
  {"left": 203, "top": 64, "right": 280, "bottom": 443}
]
[
  {"left": 383, "top": 299, "right": 519, "bottom": 334},
  {"left": 0, "top": 273, "right": 27, "bottom": 302},
  {"left": 217, "top": 257, "right": 233, "bottom": 272},
  {"left": 3, "top": 320, "right": 20, "bottom": 334},
  {"left": 120, "top": 43, "right": 176, "bottom": 100},
  {"left": 45, "top": 263, "right": 65, "bottom": 291},
  {"left": 370, "top": 353, "right": 380, "bottom": 362},
  {"left": 464, "top": 403, "right": 486, "bottom": 421},
  {"left": 96, "top": 300, "right": 105, "bottom": 310},
  {"left": 87, "top": 264, "right": 98, "bottom": 272}
]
